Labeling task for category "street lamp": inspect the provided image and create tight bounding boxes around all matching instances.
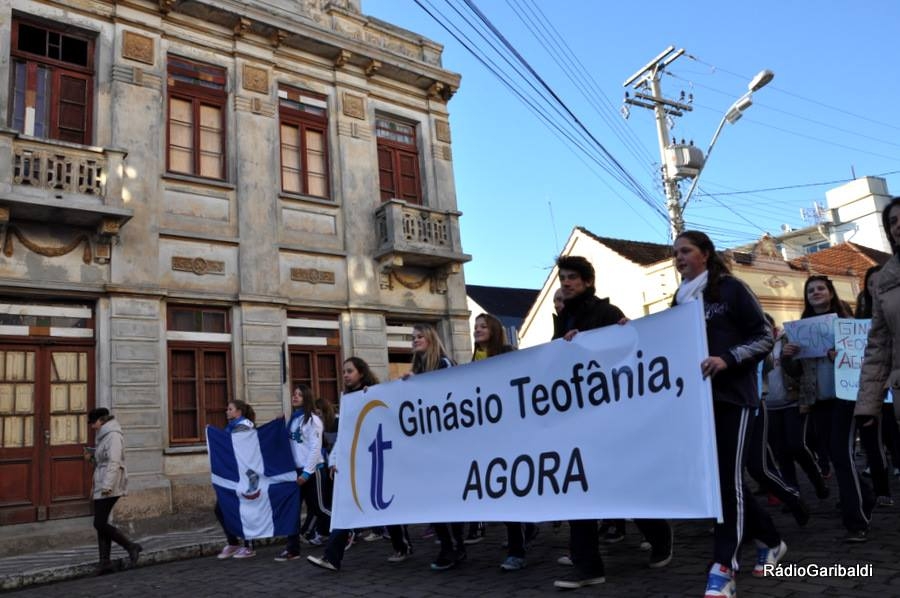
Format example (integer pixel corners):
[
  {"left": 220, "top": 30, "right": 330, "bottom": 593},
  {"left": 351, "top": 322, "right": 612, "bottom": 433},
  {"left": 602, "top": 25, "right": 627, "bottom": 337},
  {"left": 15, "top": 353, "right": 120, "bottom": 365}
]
[{"left": 681, "top": 69, "right": 775, "bottom": 212}]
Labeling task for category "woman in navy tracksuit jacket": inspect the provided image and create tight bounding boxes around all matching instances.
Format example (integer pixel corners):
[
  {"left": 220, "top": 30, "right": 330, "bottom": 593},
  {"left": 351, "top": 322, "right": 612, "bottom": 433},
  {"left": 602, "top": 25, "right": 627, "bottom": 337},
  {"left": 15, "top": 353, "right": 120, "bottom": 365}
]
[{"left": 672, "top": 231, "right": 783, "bottom": 598}]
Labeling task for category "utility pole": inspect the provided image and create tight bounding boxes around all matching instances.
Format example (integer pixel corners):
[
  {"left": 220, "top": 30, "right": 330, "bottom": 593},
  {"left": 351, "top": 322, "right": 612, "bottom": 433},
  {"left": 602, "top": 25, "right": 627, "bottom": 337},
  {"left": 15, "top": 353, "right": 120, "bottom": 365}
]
[{"left": 623, "top": 47, "right": 702, "bottom": 240}]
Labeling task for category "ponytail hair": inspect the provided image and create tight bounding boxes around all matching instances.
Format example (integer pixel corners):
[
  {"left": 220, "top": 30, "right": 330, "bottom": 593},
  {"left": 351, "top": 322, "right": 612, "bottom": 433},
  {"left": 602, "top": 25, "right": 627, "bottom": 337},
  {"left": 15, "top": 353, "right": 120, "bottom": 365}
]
[{"left": 229, "top": 399, "right": 256, "bottom": 424}]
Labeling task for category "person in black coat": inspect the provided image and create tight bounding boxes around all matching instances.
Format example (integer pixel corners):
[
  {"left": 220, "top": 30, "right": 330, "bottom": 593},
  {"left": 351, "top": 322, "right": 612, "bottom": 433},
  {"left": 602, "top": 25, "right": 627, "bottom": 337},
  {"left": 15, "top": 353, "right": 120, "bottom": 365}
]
[{"left": 551, "top": 255, "right": 673, "bottom": 590}]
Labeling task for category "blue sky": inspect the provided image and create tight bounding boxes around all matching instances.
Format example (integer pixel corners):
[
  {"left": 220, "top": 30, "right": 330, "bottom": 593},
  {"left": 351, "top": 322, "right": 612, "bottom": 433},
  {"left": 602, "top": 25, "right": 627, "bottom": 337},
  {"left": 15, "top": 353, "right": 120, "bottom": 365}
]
[{"left": 364, "top": 1, "right": 900, "bottom": 290}]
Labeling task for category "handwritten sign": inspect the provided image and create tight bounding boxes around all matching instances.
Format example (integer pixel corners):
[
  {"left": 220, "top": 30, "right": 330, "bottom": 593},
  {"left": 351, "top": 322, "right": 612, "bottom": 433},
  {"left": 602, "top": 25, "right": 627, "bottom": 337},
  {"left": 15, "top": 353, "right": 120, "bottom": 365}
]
[
  {"left": 834, "top": 318, "right": 870, "bottom": 401},
  {"left": 783, "top": 314, "right": 837, "bottom": 359}
]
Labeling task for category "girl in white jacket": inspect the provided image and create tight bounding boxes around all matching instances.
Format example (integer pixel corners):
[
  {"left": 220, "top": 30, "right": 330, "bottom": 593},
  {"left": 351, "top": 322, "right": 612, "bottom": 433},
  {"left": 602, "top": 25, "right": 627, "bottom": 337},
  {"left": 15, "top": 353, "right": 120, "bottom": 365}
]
[{"left": 277, "top": 384, "right": 330, "bottom": 560}]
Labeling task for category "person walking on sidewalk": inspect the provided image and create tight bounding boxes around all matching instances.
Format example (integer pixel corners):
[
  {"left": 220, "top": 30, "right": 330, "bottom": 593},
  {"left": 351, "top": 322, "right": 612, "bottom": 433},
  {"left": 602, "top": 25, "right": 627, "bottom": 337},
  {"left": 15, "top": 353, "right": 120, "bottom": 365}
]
[
  {"left": 87, "top": 407, "right": 142, "bottom": 575},
  {"left": 215, "top": 400, "right": 257, "bottom": 559},
  {"left": 551, "top": 255, "right": 673, "bottom": 590}
]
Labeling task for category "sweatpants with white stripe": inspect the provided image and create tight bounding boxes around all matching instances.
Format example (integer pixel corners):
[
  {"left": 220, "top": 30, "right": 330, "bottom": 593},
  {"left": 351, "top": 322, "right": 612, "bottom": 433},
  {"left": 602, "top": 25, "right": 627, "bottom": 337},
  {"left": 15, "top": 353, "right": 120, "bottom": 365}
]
[
  {"left": 713, "top": 400, "right": 780, "bottom": 571},
  {"left": 746, "top": 401, "right": 804, "bottom": 512},
  {"left": 810, "top": 399, "right": 873, "bottom": 532},
  {"left": 286, "top": 468, "right": 332, "bottom": 554}
]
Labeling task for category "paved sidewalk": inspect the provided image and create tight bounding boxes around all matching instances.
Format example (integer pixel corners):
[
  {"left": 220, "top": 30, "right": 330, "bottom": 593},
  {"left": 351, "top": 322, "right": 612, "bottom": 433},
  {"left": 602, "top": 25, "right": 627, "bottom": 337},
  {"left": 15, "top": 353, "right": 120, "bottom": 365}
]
[{"left": 0, "top": 525, "right": 223, "bottom": 591}]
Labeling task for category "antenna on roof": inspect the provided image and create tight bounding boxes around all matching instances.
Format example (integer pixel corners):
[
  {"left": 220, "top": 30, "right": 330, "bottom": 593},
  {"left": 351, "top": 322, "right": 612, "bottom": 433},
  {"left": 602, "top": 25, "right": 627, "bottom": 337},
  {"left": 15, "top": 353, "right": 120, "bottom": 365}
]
[{"left": 548, "top": 200, "right": 560, "bottom": 255}]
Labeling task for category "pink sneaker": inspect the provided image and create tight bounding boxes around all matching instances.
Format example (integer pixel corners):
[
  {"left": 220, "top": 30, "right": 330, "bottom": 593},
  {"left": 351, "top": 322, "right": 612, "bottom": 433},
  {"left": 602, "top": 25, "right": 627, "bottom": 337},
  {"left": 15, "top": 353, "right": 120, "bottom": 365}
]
[
  {"left": 217, "top": 545, "right": 240, "bottom": 559},
  {"left": 232, "top": 546, "right": 256, "bottom": 559}
]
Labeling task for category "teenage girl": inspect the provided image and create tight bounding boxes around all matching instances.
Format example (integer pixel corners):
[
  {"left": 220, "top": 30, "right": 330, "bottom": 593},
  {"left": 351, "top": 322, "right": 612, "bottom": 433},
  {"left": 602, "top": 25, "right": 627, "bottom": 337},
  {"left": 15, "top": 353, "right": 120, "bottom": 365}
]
[
  {"left": 405, "top": 324, "right": 460, "bottom": 571},
  {"left": 216, "top": 400, "right": 257, "bottom": 559},
  {"left": 783, "top": 275, "right": 875, "bottom": 542}
]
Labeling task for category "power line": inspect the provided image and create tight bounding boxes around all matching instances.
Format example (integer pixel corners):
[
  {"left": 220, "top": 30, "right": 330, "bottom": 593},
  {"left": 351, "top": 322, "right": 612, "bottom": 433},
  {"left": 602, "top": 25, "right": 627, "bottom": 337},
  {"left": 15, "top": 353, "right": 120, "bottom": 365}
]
[
  {"left": 455, "top": 0, "right": 665, "bottom": 216},
  {"left": 411, "top": 0, "right": 669, "bottom": 232},
  {"left": 685, "top": 54, "right": 900, "bottom": 133},
  {"left": 668, "top": 75, "right": 900, "bottom": 150}
]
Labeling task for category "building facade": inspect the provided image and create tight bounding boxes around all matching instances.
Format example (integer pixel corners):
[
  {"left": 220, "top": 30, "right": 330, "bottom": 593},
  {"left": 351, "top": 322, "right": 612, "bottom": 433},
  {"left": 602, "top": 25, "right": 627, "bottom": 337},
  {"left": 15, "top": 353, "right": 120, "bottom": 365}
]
[{"left": 0, "top": 0, "right": 471, "bottom": 526}]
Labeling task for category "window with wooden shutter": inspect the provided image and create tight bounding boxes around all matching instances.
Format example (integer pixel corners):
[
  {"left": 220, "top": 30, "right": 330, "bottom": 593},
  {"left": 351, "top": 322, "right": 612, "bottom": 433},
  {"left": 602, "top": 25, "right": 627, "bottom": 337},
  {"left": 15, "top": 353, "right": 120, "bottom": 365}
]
[
  {"left": 167, "top": 306, "right": 232, "bottom": 445},
  {"left": 287, "top": 313, "right": 341, "bottom": 408},
  {"left": 9, "top": 18, "right": 94, "bottom": 144},
  {"left": 166, "top": 56, "right": 227, "bottom": 180},
  {"left": 375, "top": 115, "right": 422, "bottom": 204},
  {"left": 278, "top": 87, "right": 330, "bottom": 198}
]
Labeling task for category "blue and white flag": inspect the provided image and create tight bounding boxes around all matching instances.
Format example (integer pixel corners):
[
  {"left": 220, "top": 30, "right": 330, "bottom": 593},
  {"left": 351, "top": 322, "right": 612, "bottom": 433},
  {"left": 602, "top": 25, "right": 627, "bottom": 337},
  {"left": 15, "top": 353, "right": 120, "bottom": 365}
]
[{"left": 207, "top": 418, "right": 299, "bottom": 540}]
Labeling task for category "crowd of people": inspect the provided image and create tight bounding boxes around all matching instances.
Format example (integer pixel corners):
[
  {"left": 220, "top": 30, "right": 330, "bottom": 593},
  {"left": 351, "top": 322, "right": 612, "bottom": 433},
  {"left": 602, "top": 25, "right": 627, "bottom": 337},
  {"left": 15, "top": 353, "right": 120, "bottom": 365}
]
[{"left": 89, "top": 198, "right": 900, "bottom": 596}]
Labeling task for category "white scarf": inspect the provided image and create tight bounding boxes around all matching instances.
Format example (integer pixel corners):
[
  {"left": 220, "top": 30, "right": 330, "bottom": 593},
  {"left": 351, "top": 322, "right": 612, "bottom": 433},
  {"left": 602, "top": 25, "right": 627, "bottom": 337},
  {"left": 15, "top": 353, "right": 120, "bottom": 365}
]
[{"left": 675, "top": 270, "right": 708, "bottom": 304}]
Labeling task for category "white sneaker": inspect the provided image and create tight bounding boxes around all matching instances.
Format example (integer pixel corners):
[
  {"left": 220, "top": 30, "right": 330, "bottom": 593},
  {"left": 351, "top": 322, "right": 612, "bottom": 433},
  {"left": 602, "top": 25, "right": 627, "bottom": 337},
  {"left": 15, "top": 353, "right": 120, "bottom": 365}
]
[
  {"left": 307, "top": 554, "right": 338, "bottom": 571},
  {"left": 363, "top": 531, "right": 382, "bottom": 542},
  {"left": 232, "top": 546, "right": 255, "bottom": 559},
  {"left": 556, "top": 554, "right": 573, "bottom": 566},
  {"left": 217, "top": 545, "right": 240, "bottom": 559},
  {"left": 387, "top": 550, "right": 410, "bottom": 563},
  {"left": 752, "top": 540, "right": 787, "bottom": 577},
  {"left": 704, "top": 563, "right": 736, "bottom": 597}
]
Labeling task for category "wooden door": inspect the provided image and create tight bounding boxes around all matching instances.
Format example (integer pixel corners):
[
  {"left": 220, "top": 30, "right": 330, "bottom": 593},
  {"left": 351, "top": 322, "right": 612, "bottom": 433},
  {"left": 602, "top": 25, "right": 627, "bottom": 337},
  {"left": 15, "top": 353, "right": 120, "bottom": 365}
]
[{"left": 0, "top": 346, "right": 93, "bottom": 524}]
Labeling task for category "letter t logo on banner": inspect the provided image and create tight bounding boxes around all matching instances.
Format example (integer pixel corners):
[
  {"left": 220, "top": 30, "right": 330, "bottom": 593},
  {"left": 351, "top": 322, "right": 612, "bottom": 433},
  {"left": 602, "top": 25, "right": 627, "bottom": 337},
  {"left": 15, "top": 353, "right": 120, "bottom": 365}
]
[{"left": 368, "top": 424, "right": 394, "bottom": 510}]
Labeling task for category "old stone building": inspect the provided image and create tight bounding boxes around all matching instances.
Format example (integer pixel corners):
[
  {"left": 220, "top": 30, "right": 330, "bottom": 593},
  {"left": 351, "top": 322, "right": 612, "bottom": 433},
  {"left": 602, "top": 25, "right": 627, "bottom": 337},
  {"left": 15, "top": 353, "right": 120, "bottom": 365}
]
[{"left": 0, "top": 0, "right": 470, "bottom": 527}]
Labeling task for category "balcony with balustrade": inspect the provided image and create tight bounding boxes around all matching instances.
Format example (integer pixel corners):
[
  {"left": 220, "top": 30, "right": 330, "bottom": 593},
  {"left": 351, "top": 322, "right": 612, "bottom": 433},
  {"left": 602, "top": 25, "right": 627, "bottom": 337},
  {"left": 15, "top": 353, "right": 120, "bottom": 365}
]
[
  {"left": 374, "top": 199, "right": 471, "bottom": 271},
  {"left": 0, "top": 128, "right": 133, "bottom": 235}
]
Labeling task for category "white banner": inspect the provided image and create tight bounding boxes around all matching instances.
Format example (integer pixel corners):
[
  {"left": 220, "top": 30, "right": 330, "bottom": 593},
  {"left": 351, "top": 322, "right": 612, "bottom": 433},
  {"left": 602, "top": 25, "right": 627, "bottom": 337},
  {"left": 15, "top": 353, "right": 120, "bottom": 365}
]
[
  {"left": 834, "top": 318, "right": 870, "bottom": 401},
  {"left": 783, "top": 314, "right": 837, "bottom": 359},
  {"left": 331, "top": 301, "right": 722, "bottom": 529}
]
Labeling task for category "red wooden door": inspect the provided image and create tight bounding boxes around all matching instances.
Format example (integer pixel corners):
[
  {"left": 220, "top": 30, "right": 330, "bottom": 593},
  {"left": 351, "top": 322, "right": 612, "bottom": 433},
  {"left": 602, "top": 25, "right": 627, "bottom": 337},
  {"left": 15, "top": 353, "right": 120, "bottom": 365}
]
[{"left": 0, "top": 345, "right": 93, "bottom": 524}]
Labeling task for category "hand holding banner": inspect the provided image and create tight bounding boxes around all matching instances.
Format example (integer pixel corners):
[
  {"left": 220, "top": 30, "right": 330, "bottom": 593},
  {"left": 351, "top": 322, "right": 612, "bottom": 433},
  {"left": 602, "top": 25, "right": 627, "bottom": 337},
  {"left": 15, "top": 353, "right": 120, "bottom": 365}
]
[
  {"left": 331, "top": 301, "right": 721, "bottom": 529},
  {"left": 783, "top": 314, "right": 837, "bottom": 359}
]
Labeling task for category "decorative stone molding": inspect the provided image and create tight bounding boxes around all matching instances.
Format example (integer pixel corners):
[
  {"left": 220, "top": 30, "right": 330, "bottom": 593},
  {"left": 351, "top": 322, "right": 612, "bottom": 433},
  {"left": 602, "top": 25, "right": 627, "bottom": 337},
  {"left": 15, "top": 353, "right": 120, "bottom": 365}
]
[
  {"left": 2, "top": 226, "right": 92, "bottom": 264},
  {"left": 234, "top": 17, "right": 251, "bottom": 37},
  {"left": 159, "top": 0, "right": 177, "bottom": 13},
  {"left": 364, "top": 60, "right": 381, "bottom": 77},
  {"left": 270, "top": 30, "right": 288, "bottom": 48},
  {"left": 234, "top": 96, "right": 275, "bottom": 117},
  {"left": 112, "top": 64, "right": 162, "bottom": 90},
  {"left": 98, "top": 218, "right": 121, "bottom": 237},
  {"left": 335, "top": 50, "right": 352, "bottom": 68},
  {"left": 290, "top": 268, "right": 336, "bottom": 285},
  {"left": 764, "top": 275, "right": 789, "bottom": 289},
  {"left": 337, "top": 120, "right": 370, "bottom": 140},
  {"left": 434, "top": 119, "right": 451, "bottom": 143},
  {"left": 242, "top": 65, "right": 268, "bottom": 94},
  {"left": 93, "top": 238, "right": 112, "bottom": 264},
  {"left": 432, "top": 144, "right": 451, "bottom": 161},
  {"left": 428, "top": 82, "right": 456, "bottom": 102},
  {"left": 122, "top": 31, "right": 154, "bottom": 65},
  {"left": 171, "top": 256, "right": 225, "bottom": 276},
  {"left": 342, "top": 93, "right": 365, "bottom": 120},
  {"left": 378, "top": 265, "right": 452, "bottom": 294}
]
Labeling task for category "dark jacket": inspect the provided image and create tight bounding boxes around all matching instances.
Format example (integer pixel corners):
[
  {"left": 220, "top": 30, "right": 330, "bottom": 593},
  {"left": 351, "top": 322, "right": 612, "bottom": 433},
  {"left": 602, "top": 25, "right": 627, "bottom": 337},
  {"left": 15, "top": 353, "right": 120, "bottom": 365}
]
[
  {"left": 675, "top": 274, "right": 773, "bottom": 408},
  {"left": 552, "top": 288, "right": 625, "bottom": 339}
]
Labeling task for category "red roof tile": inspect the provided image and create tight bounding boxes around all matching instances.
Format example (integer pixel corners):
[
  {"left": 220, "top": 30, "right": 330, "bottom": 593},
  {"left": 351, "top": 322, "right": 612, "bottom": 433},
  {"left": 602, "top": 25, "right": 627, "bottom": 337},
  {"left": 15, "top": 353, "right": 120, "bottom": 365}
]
[{"left": 788, "top": 242, "right": 892, "bottom": 288}]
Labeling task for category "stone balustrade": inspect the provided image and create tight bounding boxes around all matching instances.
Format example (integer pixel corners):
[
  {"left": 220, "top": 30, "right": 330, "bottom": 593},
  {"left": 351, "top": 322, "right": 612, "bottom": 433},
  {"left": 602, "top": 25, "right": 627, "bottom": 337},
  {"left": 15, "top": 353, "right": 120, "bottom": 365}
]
[{"left": 374, "top": 199, "right": 470, "bottom": 268}]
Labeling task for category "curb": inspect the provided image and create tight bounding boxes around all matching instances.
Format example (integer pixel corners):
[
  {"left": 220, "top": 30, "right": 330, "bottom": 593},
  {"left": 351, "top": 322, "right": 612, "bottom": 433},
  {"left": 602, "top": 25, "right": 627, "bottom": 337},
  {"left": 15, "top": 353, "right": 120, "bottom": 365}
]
[{"left": 0, "top": 540, "right": 222, "bottom": 592}]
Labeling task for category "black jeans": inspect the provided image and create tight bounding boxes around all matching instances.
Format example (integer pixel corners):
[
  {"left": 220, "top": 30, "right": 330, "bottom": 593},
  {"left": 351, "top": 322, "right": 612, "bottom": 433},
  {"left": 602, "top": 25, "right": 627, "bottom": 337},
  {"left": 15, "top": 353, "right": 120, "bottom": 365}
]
[{"left": 93, "top": 496, "right": 119, "bottom": 539}]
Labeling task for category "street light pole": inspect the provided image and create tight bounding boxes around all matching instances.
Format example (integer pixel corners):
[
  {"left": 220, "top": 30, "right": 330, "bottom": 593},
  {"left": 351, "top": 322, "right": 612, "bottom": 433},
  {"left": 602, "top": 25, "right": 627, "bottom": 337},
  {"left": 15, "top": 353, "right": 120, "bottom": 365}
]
[
  {"left": 623, "top": 47, "right": 694, "bottom": 240},
  {"left": 624, "top": 50, "right": 774, "bottom": 238}
]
